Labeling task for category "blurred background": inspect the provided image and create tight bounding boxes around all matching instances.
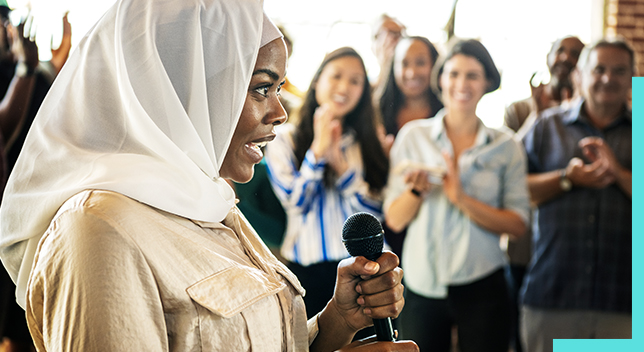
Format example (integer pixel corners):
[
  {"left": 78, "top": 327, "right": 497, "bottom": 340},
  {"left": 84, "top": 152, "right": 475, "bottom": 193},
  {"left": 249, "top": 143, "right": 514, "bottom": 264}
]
[{"left": 7, "top": 0, "right": 639, "bottom": 127}]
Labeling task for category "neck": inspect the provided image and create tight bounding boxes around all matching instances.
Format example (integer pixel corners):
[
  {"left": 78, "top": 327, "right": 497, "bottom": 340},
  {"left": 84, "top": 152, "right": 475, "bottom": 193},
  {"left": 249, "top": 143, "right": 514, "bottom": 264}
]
[
  {"left": 444, "top": 109, "right": 479, "bottom": 135},
  {"left": 584, "top": 100, "right": 625, "bottom": 130},
  {"left": 403, "top": 95, "right": 431, "bottom": 110}
]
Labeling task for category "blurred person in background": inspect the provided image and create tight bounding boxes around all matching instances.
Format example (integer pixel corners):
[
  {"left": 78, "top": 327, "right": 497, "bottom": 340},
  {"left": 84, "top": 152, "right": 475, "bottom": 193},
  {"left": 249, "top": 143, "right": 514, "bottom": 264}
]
[
  {"left": 505, "top": 36, "right": 585, "bottom": 138},
  {"left": 502, "top": 35, "right": 584, "bottom": 352},
  {"left": 385, "top": 38, "right": 529, "bottom": 352},
  {"left": 370, "top": 14, "right": 405, "bottom": 89},
  {"left": 265, "top": 47, "right": 389, "bottom": 322},
  {"left": 373, "top": 35, "right": 443, "bottom": 260},
  {"left": 520, "top": 38, "right": 633, "bottom": 352}
]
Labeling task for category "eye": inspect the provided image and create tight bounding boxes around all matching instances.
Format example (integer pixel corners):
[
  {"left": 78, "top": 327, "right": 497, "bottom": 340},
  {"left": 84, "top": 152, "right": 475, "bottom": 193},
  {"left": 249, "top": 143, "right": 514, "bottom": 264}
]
[
  {"left": 277, "top": 81, "right": 285, "bottom": 96},
  {"left": 254, "top": 85, "right": 271, "bottom": 97}
]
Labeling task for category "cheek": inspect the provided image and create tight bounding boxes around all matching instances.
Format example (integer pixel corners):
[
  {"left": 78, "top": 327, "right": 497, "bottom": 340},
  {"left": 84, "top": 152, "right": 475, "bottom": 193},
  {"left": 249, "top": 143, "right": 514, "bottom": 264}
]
[
  {"left": 349, "top": 85, "right": 364, "bottom": 107},
  {"left": 236, "top": 101, "right": 261, "bottom": 136}
]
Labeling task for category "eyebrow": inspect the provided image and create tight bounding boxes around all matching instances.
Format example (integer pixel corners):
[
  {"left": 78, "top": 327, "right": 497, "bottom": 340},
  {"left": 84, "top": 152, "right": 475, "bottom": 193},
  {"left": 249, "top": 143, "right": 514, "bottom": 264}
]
[{"left": 252, "top": 68, "right": 279, "bottom": 81}]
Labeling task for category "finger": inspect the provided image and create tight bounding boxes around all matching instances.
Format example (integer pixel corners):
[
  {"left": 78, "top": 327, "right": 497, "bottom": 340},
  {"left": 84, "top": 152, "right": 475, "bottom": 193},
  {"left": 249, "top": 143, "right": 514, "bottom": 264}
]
[
  {"left": 338, "top": 256, "right": 380, "bottom": 283},
  {"left": 362, "top": 293, "right": 404, "bottom": 320},
  {"left": 441, "top": 151, "right": 455, "bottom": 174},
  {"left": 374, "top": 251, "right": 399, "bottom": 276},
  {"left": 358, "top": 265, "right": 402, "bottom": 294},
  {"left": 358, "top": 279, "right": 404, "bottom": 309}
]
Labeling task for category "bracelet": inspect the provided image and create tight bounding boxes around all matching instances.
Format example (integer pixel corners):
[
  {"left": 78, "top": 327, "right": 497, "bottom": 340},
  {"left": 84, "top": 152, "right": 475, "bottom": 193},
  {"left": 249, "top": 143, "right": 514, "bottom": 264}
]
[
  {"left": 16, "top": 61, "right": 36, "bottom": 77},
  {"left": 410, "top": 188, "right": 422, "bottom": 197}
]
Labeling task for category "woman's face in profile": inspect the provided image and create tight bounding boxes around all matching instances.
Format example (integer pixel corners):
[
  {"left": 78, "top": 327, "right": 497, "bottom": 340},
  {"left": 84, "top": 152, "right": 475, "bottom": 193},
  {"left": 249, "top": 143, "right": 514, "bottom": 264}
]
[
  {"left": 394, "top": 38, "right": 433, "bottom": 100},
  {"left": 439, "top": 53, "right": 488, "bottom": 112},
  {"left": 220, "top": 38, "right": 288, "bottom": 183},
  {"left": 314, "top": 55, "right": 365, "bottom": 119}
]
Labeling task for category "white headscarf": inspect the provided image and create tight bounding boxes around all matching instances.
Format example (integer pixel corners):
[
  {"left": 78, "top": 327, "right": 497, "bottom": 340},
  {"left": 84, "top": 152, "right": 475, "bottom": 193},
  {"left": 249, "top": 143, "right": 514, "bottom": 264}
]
[{"left": 0, "top": 0, "right": 282, "bottom": 307}]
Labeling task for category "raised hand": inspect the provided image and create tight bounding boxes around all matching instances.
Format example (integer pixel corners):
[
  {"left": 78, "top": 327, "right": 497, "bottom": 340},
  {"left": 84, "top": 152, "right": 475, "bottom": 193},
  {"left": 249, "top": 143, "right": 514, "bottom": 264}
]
[
  {"left": 441, "top": 151, "right": 463, "bottom": 206},
  {"left": 10, "top": 15, "right": 39, "bottom": 70},
  {"left": 311, "top": 104, "right": 348, "bottom": 175},
  {"left": 50, "top": 12, "right": 72, "bottom": 74}
]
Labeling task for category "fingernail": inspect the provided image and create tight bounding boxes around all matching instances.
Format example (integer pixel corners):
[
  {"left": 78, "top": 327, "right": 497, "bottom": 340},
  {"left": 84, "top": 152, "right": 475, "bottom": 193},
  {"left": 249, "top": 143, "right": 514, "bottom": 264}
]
[
  {"left": 357, "top": 297, "right": 365, "bottom": 305},
  {"left": 363, "top": 308, "right": 371, "bottom": 315},
  {"left": 365, "top": 261, "right": 378, "bottom": 272},
  {"left": 355, "top": 284, "right": 362, "bottom": 294}
]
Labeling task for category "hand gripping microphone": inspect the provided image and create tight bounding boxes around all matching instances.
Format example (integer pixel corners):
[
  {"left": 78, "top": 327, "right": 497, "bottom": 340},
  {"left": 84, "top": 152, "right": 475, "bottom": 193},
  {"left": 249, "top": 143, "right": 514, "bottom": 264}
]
[{"left": 342, "top": 212, "right": 395, "bottom": 342}]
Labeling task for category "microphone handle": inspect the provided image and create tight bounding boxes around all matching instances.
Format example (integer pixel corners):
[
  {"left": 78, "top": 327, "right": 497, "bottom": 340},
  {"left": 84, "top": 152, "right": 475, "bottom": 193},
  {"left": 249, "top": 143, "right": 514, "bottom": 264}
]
[
  {"left": 364, "top": 252, "right": 395, "bottom": 341},
  {"left": 374, "top": 317, "right": 395, "bottom": 341}
]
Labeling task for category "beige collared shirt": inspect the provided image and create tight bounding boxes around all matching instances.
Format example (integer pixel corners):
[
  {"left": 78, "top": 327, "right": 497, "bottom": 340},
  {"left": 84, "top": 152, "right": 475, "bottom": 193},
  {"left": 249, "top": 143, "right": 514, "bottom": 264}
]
[{"left": 26, "top": 190, "right": 314, "bottom": 351}]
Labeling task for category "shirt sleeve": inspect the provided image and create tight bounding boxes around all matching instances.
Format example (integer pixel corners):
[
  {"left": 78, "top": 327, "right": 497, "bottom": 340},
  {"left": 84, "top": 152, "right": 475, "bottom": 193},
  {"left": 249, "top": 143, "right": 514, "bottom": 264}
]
[
  {"left": 26, "top": 208, "right": 168, "bottom": 352},
  {"left": 383, "top": 127, "right": 416, "bottom": 214},
  {"left": 264, "top": 129, "right": 325, "bottom": 215},
  {"left": 501, "top": 138, "right": 531, "bottom": 225},
  {"left": 521, "top": 115, "right": 545, "bottom": 174},
  {"left": 333, "top": 158, "right": 383, "bottom": 219},
  {"left": 265, "top": 129, "right": 383, "bottom": 218}
]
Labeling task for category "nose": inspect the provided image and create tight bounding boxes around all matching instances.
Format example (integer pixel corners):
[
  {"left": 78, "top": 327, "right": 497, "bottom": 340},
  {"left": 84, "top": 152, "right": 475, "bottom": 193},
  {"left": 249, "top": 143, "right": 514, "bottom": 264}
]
[
  {"left": 404, "top": 66, "right": 416, "bottom": 80},
  {"left": 336, "top": 78, "right": 351, "bottom": 94},
  {"left": 267, "top": 96, "right": 288, "bottom": 126},
  {"left": 600, "top": 70, "right": 613, "bottom": 84},
  {"left": 558, "top": 50, "right": 572, "bottom": 65}
]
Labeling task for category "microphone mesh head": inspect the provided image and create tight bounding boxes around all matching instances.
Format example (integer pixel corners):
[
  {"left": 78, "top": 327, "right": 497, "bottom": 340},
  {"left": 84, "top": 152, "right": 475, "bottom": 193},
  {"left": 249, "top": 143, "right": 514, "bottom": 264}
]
[{"left": 342, "top": 212, "right": 384, "bottom": 259}]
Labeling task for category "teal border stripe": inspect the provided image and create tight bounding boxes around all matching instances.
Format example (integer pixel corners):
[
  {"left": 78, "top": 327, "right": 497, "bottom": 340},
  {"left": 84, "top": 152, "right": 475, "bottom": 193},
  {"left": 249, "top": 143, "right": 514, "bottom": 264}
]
[{"left": 553, "top": 77, "right": 641, "bottom": 351}]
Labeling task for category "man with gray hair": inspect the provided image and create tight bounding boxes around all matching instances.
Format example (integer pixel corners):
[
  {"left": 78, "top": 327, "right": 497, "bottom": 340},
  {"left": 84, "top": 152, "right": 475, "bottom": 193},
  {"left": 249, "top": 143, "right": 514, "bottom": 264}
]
[{"left": 519, "top": 38, "right": 633, "bottom": 352}]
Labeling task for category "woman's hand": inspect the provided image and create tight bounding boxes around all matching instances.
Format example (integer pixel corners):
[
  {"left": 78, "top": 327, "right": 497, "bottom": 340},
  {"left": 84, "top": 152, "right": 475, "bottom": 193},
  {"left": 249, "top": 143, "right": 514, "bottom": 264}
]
[
  {"left": 10, "top": 17, "right": 39, "bottom": 71},
  {"left": 311, "top": 104, "right": 348, "bottom": 175},
  {"left": 403, "top": 169, "right": 431, "bottom": 197},
  {"left": 335, "top": 335, "right": 419, "bottom": 352},
  {"left": 50, "top": 12, "right": 72, "bottom": 74},
  {"left": 311, "top": 252, "right": 405, "bottom": 352},
  {"left": 332, "top": 252, "right": 404, "bottom": 331},
  {"left": 441, "top": 151, "right": 464, "bottom": 206}
]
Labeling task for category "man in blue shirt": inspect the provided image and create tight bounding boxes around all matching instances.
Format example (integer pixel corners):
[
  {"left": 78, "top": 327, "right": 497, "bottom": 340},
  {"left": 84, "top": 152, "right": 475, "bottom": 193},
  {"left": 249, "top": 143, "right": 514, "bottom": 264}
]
[{"left": 520, "top": 38, "right": 633, "bottom": 352}]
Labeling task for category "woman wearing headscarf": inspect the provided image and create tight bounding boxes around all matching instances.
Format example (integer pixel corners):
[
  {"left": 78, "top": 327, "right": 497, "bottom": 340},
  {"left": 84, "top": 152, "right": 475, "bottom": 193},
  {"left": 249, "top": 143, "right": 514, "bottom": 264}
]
[
  {"left": 384, "top": 39, "right": 530, "bottom": 352},
  {"left": 0, "top": 1, "right": 413, "bottom": 351}
]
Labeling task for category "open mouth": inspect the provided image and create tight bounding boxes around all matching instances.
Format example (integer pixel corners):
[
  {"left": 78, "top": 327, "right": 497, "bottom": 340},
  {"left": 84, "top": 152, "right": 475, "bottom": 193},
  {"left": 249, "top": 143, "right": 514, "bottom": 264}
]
[{"left": 248, "top": 141, "right": 269, "bottom": 151}]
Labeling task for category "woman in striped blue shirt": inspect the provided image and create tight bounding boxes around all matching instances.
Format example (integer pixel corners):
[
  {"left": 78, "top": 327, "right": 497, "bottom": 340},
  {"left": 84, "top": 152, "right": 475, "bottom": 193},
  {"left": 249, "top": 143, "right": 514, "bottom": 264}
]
[{"left": 265, "top": 47, "right": 389, "bottom": 319}]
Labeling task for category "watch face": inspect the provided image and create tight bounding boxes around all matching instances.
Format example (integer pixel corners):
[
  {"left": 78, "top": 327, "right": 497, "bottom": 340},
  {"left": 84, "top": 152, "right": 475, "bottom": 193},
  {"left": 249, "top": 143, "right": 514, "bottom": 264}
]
[{"left": 560, "top": 177, "right": 572, "bottom": 191}]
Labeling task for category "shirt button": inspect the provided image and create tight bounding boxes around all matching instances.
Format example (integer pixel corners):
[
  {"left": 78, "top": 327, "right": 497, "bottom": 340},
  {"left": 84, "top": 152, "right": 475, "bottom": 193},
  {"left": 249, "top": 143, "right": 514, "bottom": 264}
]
[{"left": 588, "top": 215, "right": 596, "bottom": 224}]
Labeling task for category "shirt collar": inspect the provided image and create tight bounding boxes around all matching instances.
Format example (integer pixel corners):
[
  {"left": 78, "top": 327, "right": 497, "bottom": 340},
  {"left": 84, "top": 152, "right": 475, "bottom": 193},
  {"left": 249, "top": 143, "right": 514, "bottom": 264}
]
[
  {"left": 563, "top": 98, "right": 632, "bottom": 129},
  {"left": 430, "top": 108, "right": 493, "bottom": 148}
]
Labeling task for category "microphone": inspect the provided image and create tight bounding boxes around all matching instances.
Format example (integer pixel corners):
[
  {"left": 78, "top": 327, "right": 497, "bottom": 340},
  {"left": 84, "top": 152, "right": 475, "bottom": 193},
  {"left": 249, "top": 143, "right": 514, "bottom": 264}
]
[{"left": 342, "top": 212, "right": 395, "bottom": 342}]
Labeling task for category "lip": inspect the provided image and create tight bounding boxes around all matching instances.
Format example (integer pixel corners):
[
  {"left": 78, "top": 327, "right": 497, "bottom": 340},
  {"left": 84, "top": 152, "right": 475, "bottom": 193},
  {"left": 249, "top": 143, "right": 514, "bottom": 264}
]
[{"left": 244, "top": 134, "right": 276, "bottom": 164}]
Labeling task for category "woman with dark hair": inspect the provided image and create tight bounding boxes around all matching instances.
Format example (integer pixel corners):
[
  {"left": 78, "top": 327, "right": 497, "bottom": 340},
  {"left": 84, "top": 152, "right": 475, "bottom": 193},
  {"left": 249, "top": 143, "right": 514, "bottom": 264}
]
[
  {"left": 374, "top": 36, "right": 443, "bottom": 259},
  {"left": 265, "top": 47, "right": 389, "bottom": 319},
  {"left": 375, "top": 36, "right": 443, "bottom": 137},
  {"left": 384, "top": 38, "right": 530, "bottom": 352}
]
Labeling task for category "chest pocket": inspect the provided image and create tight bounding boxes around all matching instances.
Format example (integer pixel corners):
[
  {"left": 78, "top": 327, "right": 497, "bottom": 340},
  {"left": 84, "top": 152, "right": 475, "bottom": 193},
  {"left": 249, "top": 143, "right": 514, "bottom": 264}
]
[
  {"left": 187, "top": 265, "right": 286, "bottom": 318},
  {"left": 187, "top": 265, "right": 287, "bottom": 351}
]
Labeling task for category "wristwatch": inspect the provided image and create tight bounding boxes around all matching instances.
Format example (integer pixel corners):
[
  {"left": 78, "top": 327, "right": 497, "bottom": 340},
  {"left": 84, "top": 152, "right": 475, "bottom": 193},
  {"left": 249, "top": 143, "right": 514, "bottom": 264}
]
[
  {"left": 16, "top": 61, "right": 36, "bottom": 77},
  {"left": 559, "top": 169, "right": 572, "bottom": 192}
]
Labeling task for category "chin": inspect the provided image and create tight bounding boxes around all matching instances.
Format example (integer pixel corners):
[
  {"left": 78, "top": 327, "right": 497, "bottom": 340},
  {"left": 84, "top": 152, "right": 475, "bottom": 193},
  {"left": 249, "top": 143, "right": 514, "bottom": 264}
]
[{"left": 232, "top": 168, "right": 255, "bottom": 184}]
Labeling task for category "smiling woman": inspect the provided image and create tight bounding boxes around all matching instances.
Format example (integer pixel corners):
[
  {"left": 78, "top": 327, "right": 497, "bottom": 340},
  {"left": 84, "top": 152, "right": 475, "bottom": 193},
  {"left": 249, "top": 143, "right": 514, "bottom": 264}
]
[
  {"left": 384, "top": 38, "right": 530, "bottom": 352},
  {"left": 220, "top": 39, "right": 288, "bottom": 183}
]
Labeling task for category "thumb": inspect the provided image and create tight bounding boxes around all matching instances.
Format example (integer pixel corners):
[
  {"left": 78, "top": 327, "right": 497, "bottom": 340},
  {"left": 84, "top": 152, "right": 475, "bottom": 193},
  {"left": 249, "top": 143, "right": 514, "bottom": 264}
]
[{"left": 338, "top": 256, "right": 380, "bottom": 282}]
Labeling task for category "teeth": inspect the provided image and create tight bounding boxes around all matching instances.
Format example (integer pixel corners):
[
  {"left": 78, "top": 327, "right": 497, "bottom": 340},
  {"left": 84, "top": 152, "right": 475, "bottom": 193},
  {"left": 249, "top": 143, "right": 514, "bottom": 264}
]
[
  {"left": 454, "top": 92, "right": 471, "bottom": 100},
  {"left": 332, "top": 94, "right": 347, "bottom": 104},
  {"left": 249, "top": 141, "right": 268, "bottom": 149}
]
